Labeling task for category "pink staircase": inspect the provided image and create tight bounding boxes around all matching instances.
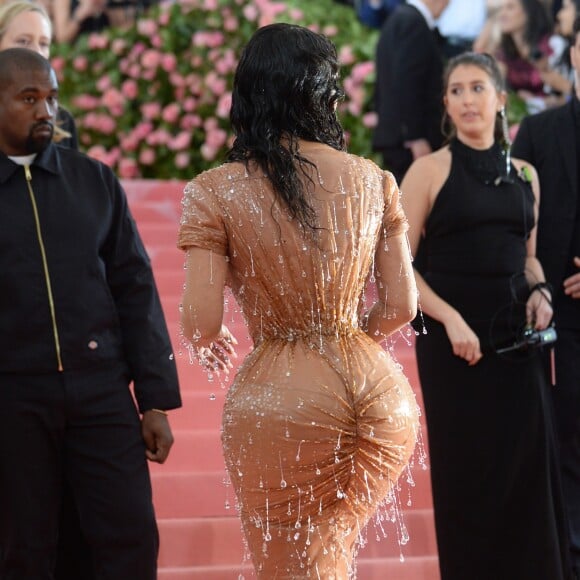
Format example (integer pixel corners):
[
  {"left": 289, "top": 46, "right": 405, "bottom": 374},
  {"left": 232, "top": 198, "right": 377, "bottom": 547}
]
[{"left": 123, "top": 180, "right": 440, "bottom": 580}]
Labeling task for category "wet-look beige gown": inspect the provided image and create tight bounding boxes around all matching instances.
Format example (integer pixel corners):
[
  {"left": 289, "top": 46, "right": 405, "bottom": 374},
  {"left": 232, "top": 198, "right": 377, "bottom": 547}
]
[{"left": 178, "top": 142, "right": 418, "bottom": 579}]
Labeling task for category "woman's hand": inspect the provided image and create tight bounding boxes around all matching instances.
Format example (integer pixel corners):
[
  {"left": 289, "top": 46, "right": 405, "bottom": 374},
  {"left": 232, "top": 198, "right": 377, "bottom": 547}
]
[
  {"left": 197, "top": 325, "right": 238, "bottom": 375},
  {"left": 443, "top": 312, "right": 483, "bottom": 366},
  {"left": 526, "top": 287, "right": 553, "bottom": 330}
]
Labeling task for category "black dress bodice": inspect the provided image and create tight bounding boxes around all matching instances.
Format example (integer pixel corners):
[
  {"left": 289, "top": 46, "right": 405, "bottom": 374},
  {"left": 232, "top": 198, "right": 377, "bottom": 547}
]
[
  {"left": 424, "top": 137, "right": 535, "bottom": 277},
  {"left": 422, "top": 138, "right": 536, "bottom": 350}
]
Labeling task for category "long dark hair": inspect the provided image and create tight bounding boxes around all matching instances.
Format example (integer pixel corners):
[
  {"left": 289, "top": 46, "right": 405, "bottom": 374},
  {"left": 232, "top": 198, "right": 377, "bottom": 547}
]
[
  {"left": 441, "top": 52, "right": 508, "bottom": 147},
  {"left": 500, "top": 0, "right": 553, "bottom": 60},
  {"left": 227, "top": 23, "right": 346, "bottom": 232}
]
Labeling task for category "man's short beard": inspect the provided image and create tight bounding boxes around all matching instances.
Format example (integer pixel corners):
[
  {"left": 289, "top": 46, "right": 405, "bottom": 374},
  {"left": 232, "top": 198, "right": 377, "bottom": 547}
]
[{"left": 25, "top": 131, "right": 53, "bottom": 153}]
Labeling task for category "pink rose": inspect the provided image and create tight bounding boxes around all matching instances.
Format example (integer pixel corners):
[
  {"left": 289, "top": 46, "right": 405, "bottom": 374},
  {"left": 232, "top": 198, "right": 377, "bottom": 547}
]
[
  {"left": 216, "top": 93, "right": 232, "bottom": 119},
  {"left": 161, "top": 54, "right": 177, "bottom": 73},
  {"left": 183, "top": 97, "right": 197, "bottom": 112},
  {"left": 121, "top": 79, "right": 138, "bottom": 100},
  {"left": 87, "top": 34, "right": 108, "bottom": 50},
  {"left": 118, "top": 158, "right": 140, "bottom": 179},
  {"left": 102, "top": 88, "right": 125, "bottom": 112},
  {"left": 175, "top": 152, "right": 190, "bottom": 169},
  {"left": 180, "top": 114, "right": 202, "bottom": 130},
  {"left": 72, "top": 94, "right": 100, "bottom": 110},
  {"left": 242, "top": 4, "right": 258, "bottom": 21},
  {"left": 139, "top": 148, "right": 156, "bottom": 165},
  {"left": 339, "top": 45, "right": 355, "bottom": 66},
  {"left": 200, "top": 143, "right": 218, "bottom": 161},
  {"left": 141, "top": 102, "right": 161, "bottom": 120},
  {"left": 162, "top": 103, "right": 181, "bottom": 124},
  {"left": 111, "top": 38, "right": 127, "bottom": 55},
  {"left": 120, "top": 134, "right": 139, "bottom": 152},
  {"left": 362, "top": 112, "right": 378, "bottom": 128},
  {"left": 86, "top": 145, "right": 108, "bottom": 164},
  {"left": 128, "top": 64, "right": 142, "bottom": 79},
  {"left": 137, "top": 19, "right": 157, "bottom": 36},
  {"left": 50, "top": 56, "right": 65, "bottom": 77},
  {"left": 205, "top": 72, "right": 226, "bottom": 97},
  {"left": 168, "top": 131, "right": 192, "bottom": 151},
  {"left": 73, "top": 56, "right": 88, "bottom": 72},
  {"left": 205, "top": 128, "right": 227, "bottom": 149},
  {"left": 141, "top": 49, "right": 161, "bottom": 69},
  {"left": 351, "top": 61, "right": 374, "bottom": 83},
  {"left": 96, "top": 75, "right": 112, "bottom": 93}
]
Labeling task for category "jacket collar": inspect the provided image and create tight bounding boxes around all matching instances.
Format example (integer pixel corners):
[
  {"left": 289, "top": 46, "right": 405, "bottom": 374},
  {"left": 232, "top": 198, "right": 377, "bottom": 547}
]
[{"left": 0, "top": 143, "right": 62, "bottom": 184}]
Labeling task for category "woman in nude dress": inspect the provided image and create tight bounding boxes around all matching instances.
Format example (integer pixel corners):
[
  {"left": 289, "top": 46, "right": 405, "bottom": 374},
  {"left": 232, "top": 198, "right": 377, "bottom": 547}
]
[{"left": 179, "top": 23, "right": 419, "bottom": 579}]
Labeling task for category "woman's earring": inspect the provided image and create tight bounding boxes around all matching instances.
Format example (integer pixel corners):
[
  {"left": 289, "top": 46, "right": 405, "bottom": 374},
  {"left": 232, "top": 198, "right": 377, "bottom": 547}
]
[
  {"left": 500, "top": 106, "right": 511, "bottom": 147},
  {"left": 500, "top": 106, "right": 511, "bottom": 179},
  {"left": 494, "top": 107, "right": 512, "bottom": 185}
]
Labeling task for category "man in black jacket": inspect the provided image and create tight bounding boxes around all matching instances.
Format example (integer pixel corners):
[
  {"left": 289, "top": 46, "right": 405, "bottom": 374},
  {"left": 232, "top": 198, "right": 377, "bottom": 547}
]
[
  {"left": 512, "top": 17, "right": 580, "bottom": 579},
  {"left": 0, "top": 49, "right": 181, "bottom": 579},
  {"left": 372, "top": 0, "right": 449, "bottom": 182}
]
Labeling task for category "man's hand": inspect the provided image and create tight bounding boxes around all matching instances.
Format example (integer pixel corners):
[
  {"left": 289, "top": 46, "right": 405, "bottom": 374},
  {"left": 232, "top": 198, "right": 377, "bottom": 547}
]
[
  {"left": 404, "top": 138, "right": 432, "bottom": 161},
  {"left": 141, "top": 410, "right": 174, "bottom": 464},
  {"left": 564, "top": 257, "right": 580, "bottom": 299}
]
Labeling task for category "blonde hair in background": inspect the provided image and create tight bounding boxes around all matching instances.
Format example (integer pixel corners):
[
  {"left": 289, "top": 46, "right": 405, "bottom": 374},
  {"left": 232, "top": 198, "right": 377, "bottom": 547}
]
[{"left": 0, "top": 0, "right": 72, "bottom": 143}]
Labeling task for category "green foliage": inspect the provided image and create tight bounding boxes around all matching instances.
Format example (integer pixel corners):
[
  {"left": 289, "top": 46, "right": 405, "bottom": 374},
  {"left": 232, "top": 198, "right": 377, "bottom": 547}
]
[{"left": 51, "top": 0, "right": 380, "bottom": 179}]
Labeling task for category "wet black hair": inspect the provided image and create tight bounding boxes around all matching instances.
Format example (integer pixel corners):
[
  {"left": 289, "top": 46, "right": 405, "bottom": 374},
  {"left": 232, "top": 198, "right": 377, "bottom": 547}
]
[{"left": 227, "top": 23, "right": 346, "bottom": 232}]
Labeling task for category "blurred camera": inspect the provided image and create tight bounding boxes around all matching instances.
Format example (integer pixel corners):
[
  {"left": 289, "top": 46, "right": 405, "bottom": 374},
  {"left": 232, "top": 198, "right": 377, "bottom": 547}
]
[
  {"left": 496, "top": 326, "right": 557, "bottom": 354},
  {"left": 521, "top": 326, "right": 557, "bottom": 347}
]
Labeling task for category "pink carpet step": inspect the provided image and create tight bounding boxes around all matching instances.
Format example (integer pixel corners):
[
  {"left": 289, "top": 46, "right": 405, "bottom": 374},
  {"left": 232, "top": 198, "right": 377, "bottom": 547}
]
[
  {"left": 129, "top": 199, "right": 182, "bottom": 224},
  {"left": 158, "top": 555, "right": 440, "bottom": 580},
  {"left": 157, "top": 509, "right": 437, "bottom": 568},
  {"left": 151, "top": 465, "right": 434, "bottom": 519}
]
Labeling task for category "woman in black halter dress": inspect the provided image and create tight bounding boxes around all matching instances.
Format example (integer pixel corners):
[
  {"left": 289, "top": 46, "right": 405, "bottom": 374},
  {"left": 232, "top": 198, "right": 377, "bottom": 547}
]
[{"left": 401, "top": 52, "right": 572, "bottom": 580}]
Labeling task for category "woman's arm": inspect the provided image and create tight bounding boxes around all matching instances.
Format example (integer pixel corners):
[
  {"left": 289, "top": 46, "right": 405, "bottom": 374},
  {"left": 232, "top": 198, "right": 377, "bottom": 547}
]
[
  {"left": 365, "top": 230, "right": 417, "bottom": 341},
  {"left": 181, "top": 247, "right": 237, "bottom": 373},
  {"left": 400, "top": 153, "right": 483, "bottom": 365},
  {"left": 513, "top": 158, "right": 553, "bottom": 329},
  {"left": 53, "top": 0, "right": 104, "bottom": 43}
]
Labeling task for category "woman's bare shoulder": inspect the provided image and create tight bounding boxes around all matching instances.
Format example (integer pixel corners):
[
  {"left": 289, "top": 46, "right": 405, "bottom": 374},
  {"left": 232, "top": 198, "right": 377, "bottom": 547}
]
[{"left": 403, "top": 146, "right": 452, "bottom": 194}]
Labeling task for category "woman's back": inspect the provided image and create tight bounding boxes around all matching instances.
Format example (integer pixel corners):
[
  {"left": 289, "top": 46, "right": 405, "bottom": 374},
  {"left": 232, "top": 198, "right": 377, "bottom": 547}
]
[{"left": 180, "top": 141, "right": 406, "bottom": 345}]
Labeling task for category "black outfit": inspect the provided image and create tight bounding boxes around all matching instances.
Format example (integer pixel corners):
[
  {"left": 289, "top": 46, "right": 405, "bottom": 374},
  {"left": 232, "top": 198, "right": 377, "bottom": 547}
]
[
  {"left": 71, "top": 0, "right": 109, "bottom": 38},
  {"left": 513, "top": 98, "right": 580, "bottom": 579},
  {"left": 416, "top": 138, "right": 570, "bottom": 579},
  {"left": 372, "top": 2, "right": 445, "bottom": 181},
  {"left": 0, "top": 143, "right": 181, "bottom": 579}
]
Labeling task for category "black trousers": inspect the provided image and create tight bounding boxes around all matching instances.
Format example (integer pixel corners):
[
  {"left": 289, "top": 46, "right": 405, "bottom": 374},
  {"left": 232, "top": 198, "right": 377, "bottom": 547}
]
[
  {"left": 550, "top": 329, "right": 580, "bottom": 578},
  {"left": 0, "top": 364, "right": 158, "bottom": 580}
]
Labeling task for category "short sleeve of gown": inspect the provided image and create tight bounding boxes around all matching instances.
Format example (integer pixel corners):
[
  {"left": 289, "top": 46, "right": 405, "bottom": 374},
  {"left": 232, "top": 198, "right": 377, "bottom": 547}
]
[
  {"left": 382, "top": 170, "right": 408, "bottom": 238},
  {"left": 177, "top": 176, "right": 228, "bottom": 255}
]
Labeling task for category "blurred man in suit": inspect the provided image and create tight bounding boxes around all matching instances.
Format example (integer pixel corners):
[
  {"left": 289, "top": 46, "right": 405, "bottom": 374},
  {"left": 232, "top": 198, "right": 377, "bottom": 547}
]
[
  {"left": 512, "top": 16, "right": 580, "bottom": 579},
  {"left": 372, "top": 0, "right": 450, "bottom": 182}
]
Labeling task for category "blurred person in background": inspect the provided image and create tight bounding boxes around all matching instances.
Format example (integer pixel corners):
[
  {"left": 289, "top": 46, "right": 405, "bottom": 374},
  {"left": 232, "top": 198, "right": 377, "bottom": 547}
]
[
  {"left": 496, "top": 0, "right": 572, "bottom": 111},
  {"left": 512, "top": 15, "right": 580, "bottom": 578},
  {"left": 372, "top": 0, "right": 450, "bottom": 182},
  {"left": 438, "top": 0, "right": 487, "bottom": 57},
  {"left": 53, "top": 0, "right": 109, "bottom": 43},
  {"left": 401, "top": 50, "right": 572, "bottom": 580}
]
